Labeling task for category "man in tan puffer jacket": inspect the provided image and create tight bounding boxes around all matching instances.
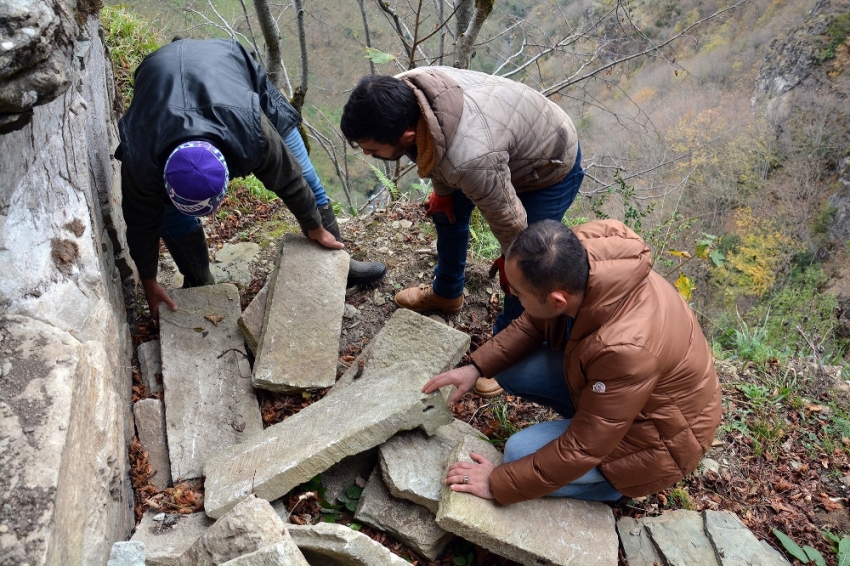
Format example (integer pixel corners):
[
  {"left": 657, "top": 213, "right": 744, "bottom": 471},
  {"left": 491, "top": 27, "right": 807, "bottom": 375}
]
[
  {"left": 424, "top": 219, "right": 722, "bottom": 503},
  {"left": 341, "top": 68, "right": 585, "bottom": 399}
]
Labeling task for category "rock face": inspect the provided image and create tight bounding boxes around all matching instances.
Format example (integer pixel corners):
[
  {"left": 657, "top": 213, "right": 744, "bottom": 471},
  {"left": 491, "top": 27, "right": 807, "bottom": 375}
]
[
  {"left": 252, "top": 234, "right": 349, "bottom": 392},
  {"left": 0, "top": 12, "right": 134, "bottom": 564},
  {"left": 160, "top": 284, "right": 263, "bottom": 481},
  {"left": 436, "top": 437, "right": 619, "bottom": 566},
  {"left": 203, "top": 362, "right": 453, "bottom": 519}
]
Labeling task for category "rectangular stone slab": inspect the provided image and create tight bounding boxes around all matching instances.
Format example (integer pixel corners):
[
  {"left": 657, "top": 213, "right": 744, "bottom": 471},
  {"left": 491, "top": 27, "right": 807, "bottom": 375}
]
[
  {"left": 329, "top": 308, "right": 470, "bottom": 397},
  {"left": 237, "top": 281, "right": 269, "bottom": 354},
  {"left": 159, "top": 284, "right": 262, "bottom": 480},
  {"left": 203, "top": 361, "right": 453, "bottom": 518},
  {"left": 436, "top": 436, "right": 618, "bottom": 566},
  {"left": 644, "top": 510, "right": 720, "bottom": 566},
  {"left": 252, "top": 234, "right": 349, "bottom": 392},
  {"left": 133, "top": 399, "right": 172, "bottom": 491}
]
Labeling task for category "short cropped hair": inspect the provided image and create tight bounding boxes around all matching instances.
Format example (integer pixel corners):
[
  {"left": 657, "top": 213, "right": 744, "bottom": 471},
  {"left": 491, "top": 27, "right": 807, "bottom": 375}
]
[
  {"left": 506, "top": 220, "right": 589, "bottom": 302},
  {"left": 340, "top": 75, "right": 421, "bottom": 146}
]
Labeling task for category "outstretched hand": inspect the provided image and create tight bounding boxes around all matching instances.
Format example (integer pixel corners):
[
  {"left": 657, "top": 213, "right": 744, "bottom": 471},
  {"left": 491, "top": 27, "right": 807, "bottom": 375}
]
[
  {"left": 445, "top": 452, "right": 496, "bottom": 499},
  {"left": 307, "top": 226, "right": 344, "bottom": 250},
  {"left": 423, "top": 364, "right": 481, "bottom": 405},
  {"left": 142, "top": 278, "right": 177, "bottom": 319}
]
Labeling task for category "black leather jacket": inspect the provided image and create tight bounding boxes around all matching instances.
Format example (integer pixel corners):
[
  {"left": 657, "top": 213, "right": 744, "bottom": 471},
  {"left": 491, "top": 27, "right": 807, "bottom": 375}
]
[{"left": 116, "top": 39, "right": 320, "bottom": 279}]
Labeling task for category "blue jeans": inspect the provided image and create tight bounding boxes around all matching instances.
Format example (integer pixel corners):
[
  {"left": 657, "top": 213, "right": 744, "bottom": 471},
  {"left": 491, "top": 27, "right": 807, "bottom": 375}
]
[
  {"left": 431, "top": 144, "right": 584, "bottom": 334},
  {"left": 496, "top": 346, "right": 623, "bottom": 502},
  {"left": 161, "top": 127, "right": 329, "bottom": 238}
]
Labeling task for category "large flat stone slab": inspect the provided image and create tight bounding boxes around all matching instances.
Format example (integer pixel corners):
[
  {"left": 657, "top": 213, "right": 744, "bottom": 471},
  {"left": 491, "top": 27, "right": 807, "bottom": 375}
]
[
  {"left": 159, "top": 284, "right": 262, "bottom": 480},
  {"left": 288, "top": 523, "right": 410, "bottom": 566},
  {"left": 704, "top": 510, "right": 790, "bottom": 566},
  {"left": 220, "top": 539, "right": 309, "bottom": 566},
  {"left": 380, "top": 419, "right": 485, "bottom": 513},
  {"left": 133, "top": 399, "right": 172, "bottom": 491},
  {"left": 237, "top": 282, "right": 269, "bottom": 354},
  {"left": 616, "top": 516, "right": 664, "bottom": 566},
  {"left": 329, "top": 308, "right": 470, "bottom": 396},
  {"left": 176, "top": 496, "right": 287, "bottom": 566},
  {"left": 203, "top": 362, "right": 452, "bottom": 519},
  {"left": 643, "top": 510, "right": 719, "bottom": 566},
  {"left": 354, "top": 469, "right": 454, "bottom": 561},
  {"left": 252, "top": 235, "right": 349, "bottom": 392},
  {"left": 436, "top": 436, "right": 618, "bottom": 566},
  {"left": 130, "top": 511, "right": 213, "bottom": 566}
]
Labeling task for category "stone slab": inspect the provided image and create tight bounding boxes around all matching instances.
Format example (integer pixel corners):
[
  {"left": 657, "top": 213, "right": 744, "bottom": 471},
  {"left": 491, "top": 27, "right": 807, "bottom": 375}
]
[
  {"left": 238, "top": 282, "right": 269, "bottom": 354},
  {"left": 130, "top": 511, "right": 213, "bottom": 566},
  {"left": 133, "top": 399, "right": 173, "bottom": 491},
  {"left": 355, "top": 468, "right": 454, "bottom": 561},
  {"left": 107, "top": 541, "right": 146, "bottom": 566},
  {"left": 138, "top": 340, "right": 163, "bottom": 395},
  {"left": 220, "top": 539, "right": 309, "bottom": 566},
  {"left": 436, "top": 436, "right": 618, "bottom": 566},
  {"left": 616, "top": 516, "right": 664, "bottom": 566},
  {"left": 212, "top": 242, "right": 261, "bottom": 285},
  {"left": 644, "top": 510, "right": 720, "bottom": 566},
  {"left": 704, "top": 510, "right": 790, "bottom": 566},
  {"left": 177, "top": 496, "right": 286, "bottom": 566},
  {"left": 380, "top": 419, "right": 485, "bottom": 513},
  {"left": 252, "top": 234, "right": 349, "bottom": 392},
  {"left": 288, "top": 523, "right": 410, "bottom": 566},
  {"left": 203, "top": 362, "right": 452, "bottom": 518},
  {"left": 321, "top": 449, "right": 378, "bottom": 504},
  {"left": 159, "top": 284, "right": 262, "bottom": 481},
  {"left": 329, "top": 308, "right": 470, "bottom": 397}
]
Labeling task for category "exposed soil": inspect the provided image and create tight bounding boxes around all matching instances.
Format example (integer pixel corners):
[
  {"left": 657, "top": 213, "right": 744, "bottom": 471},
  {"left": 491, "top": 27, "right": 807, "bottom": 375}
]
[{"left": 127, "top": 190, "right": 850, "bottom": 566}]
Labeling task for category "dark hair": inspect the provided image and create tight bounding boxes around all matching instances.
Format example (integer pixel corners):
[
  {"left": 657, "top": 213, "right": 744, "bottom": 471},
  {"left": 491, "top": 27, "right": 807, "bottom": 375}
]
[
  {"left": 506, "top": 220, "right": 589, "bottom": 301},
  {"left": 340, "top": 75, "right": 421, "bottom": 146}
]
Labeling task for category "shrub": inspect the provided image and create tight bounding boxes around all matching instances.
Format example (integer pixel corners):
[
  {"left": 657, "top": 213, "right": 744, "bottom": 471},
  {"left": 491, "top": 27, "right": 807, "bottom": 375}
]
[{"left": 101, "top": 6, "right": 161, "bottom": 111}]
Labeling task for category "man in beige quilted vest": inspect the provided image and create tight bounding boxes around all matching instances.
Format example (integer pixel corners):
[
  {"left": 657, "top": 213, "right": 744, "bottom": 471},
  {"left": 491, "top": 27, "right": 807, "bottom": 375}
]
[
  {"left": 341, "top": 68, "right": 584, "bottom": 397},
  {"left": 423, "top": 219, "right": 722, "bottom": 503}
]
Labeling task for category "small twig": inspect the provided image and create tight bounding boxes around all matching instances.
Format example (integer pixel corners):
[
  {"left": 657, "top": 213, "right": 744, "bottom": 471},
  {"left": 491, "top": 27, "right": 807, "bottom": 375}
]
[
  {"left": 217, "top": 348, "right": 248, "bottom": 360},
  {"left": 795, "top": 326, "right": 823, "bottom": 370}
]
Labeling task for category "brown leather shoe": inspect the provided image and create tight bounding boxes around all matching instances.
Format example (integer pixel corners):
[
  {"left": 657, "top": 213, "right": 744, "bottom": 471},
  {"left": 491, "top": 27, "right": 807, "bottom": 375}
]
[
  {"left": 394, "top": 284, "right": 463, "bottom": 314},
  {"left": 474, "top": 377, "right": 504, "bottom": 398}
]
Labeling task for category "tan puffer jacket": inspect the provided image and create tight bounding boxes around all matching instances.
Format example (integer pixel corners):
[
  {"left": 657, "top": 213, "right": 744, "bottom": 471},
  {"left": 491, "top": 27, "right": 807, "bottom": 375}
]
[
  {"left": 397, "top": 67, "right": 579, "bottom": 254},
  {"left": 470, "top": 220, "right": 722, "bottom": 504}
]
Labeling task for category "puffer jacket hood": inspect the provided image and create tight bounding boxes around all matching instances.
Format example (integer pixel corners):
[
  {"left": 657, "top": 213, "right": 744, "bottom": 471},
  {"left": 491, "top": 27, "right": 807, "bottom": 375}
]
[{"left": 471, "top": 220, "right": 721, "bottom": 503}]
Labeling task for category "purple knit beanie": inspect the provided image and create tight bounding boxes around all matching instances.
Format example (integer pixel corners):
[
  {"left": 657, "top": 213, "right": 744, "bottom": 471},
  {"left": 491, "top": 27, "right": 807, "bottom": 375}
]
[{"left": 163, "top": 140, "right": 229, "bottom": 216}]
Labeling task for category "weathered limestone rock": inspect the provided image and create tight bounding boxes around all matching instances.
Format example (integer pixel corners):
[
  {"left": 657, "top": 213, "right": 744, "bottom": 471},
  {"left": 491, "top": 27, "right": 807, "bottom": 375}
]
[
  {"left": 220, "top": 539, "right": 310, "bottom": 566},
  {"left": 288, "top": 523, "right": 410, "bottom": 566},
  {"left": 177, "top": 496, "right": 287, "bottom": 566},
  {"left": 204, "top": 362, "right": 452, "bottom": 518},
  {"left": 704, "top": 510, "right": 790, "bottom": 566},
  {"left": 137, "top": 340, "right": 163, "bottom": 395},
  {"left": 133, "top": 399, "right": 173, "bottom": 491},
  {"left": 330, "top": 308, "right": 470, "bottom": 396},
  {"left": 643, "top": 510, "right": 719, "bottom": 566},
  {"left": 107, "top": 541, "right": 146, "bottom": 566},
  {"left": 321, "top": 449, "right": 378, "bottom": 504},
  {"left": 238, "top": 282, "right": 269, "bottom": 354},
  {"left": 616, "top": 516, "right": 664, "bottom": 566},
  {"left": 212, "top": 242, "right": 261, "bottom": 285},
  {"left": 380, "top": 419, "right": 485, "bottom": 513},
  {"left": 355, "top": 469, "right": 454, "bottom": 561},
  {"left": 1, "top": 12, "right": 134, "bottom": 565},
  {"left": 436, "top": 437, "right": 618, "bottom": 566},
  {"left": 160, "top": 284, "right": 262, "bottom": 480},
  {"left": 130, "top": 512, "right": 213, "bottom": 566},
  {"left": 252, "top": 234, "right": 349, "bottom": 392}
]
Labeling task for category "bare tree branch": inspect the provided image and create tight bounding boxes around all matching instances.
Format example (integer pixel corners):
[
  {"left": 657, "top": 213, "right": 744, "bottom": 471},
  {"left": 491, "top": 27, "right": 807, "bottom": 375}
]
[{"left": 252, "top": 0, "right": 283, "bottom": 86}]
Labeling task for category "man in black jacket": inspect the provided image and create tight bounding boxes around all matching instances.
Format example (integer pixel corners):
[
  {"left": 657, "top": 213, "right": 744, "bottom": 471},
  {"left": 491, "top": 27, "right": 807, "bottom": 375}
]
[{"left": 117, "top": 38, "right": 385, "bottom": 316}]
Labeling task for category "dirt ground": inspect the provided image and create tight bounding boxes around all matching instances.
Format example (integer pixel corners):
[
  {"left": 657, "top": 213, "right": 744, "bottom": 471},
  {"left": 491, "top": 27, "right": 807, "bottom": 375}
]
[{"left": 127, "top": 191, "right": 850, "bottom": 566}]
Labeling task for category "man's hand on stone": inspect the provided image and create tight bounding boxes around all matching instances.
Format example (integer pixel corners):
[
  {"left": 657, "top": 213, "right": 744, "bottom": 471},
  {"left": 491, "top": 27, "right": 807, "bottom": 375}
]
[
  {"left": 422, "top": 364, "right": 481, "bottom": 404},
  {"left": 307, "top": 226, "right": 344, "bottom": 250},
  {"left": 445, "top": 452, "right": 496, "bottom": 499},
  {"left": 142, "top": 278, "right": 177, "bottom": 318}
]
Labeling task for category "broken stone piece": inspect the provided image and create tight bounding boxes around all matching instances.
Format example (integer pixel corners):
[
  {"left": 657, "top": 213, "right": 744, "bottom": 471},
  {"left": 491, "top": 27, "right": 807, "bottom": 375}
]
[
  {"left": 237, "top": 282, "right": 269, "bottom": 354},
  {"left": 106, "top": 541, "right": 145, "bottom": 566},
  {"left": 203, "top": 362, "right": 452, "bottom": 519},
  {"left": 159, "top": 284, "right": 262, "bottom": 480},
  {"left": 287, "top": 522, "right": 410, "bottom": 566},
  {"left": 130, "top": 511, "right": 213, "bottom": 566},
  {"left": 219, "top": 538, "right": 309, "bottom": 566},
  {"left": 616, "top": 516, "right": 664, "bottom": 566},
  {"left": 137, "top": 340, "right": 163, "bottom": 394},
  {"left": 133, "top": 399, "right": 172, "bottom": 491},
  {"left": 252, "top": 234, "right": 349, "bottom": 392},
  {"left": 436, "top": 436, "right": 618, "bottom": 566},
  {"left": 704, "top": 510, "right": 790, "bottom": 566},
  {"left": 643, "top": 510, "right": 720, "bottom": 566}
]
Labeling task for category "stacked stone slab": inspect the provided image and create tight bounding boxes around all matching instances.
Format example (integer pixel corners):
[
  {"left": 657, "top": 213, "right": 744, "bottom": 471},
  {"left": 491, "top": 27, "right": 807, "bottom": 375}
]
[
  {"left": 159, "top": 284, "right": 263, "bottom": 480},
  {"left": 203, "top": 362, "right": 453, "bottom": 518},
  {"left": 288, "top": 523, "right": 411, "bottom": 566},
  {"left": 252, "top": 234, "right": 349, "bottom": 392},
  {"left": 237, "top": 282, "right": 269, "bottom": 354},
  {"left": 617, "top": 509, "right": 790, "bottom": 566},
  {"left": 436, "top": 436, "right": 619, "bottom": 566},
  {"left": 133, "top": 399, "right": 172, "bottom": 490}
]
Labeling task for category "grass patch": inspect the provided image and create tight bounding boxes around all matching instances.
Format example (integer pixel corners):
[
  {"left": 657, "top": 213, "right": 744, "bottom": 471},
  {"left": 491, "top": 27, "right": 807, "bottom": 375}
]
[{"left": 101, "top": 6, "right": 161, "bottom": 110}]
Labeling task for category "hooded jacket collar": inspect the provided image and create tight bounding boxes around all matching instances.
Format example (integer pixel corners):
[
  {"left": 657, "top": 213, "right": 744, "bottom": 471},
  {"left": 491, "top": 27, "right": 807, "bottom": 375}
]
[{"left": 400, "top": 68, "right": 463, "bottom": 171}]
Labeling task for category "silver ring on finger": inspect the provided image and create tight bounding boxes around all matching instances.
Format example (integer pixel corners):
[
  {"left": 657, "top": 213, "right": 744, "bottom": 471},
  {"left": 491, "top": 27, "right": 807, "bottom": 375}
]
[{"left": 463, "top": 475, "right": 469, "bottom": 484}]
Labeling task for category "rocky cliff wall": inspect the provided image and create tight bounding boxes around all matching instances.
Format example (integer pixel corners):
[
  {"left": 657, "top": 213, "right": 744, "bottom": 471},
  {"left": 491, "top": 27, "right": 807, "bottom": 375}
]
[{"left": 0, "top": 8, "right": 135, "bottom": 566}]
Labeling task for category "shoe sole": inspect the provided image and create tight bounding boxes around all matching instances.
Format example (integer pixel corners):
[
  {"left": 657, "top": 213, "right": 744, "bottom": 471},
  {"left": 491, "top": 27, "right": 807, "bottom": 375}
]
[
  {"left": 474, "top": 385, "right": 504, "bottom": 398},
  {"left": 393, "top": 298, "right": 463, "bottom": 315}
]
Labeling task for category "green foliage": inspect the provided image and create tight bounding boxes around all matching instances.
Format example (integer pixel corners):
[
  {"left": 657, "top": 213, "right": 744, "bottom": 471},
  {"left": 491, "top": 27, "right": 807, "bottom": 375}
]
[
  {"left": 337, "top": 485, "right": 363, "bottom": 512},
  {"left": 667, "top": 486, "right": 694, "bottom": 510},
  {"left": 774, "top": 528, "right": 811, "bottom": 562},
  {"left": 368, "top": 164, "right": 400, "bottom": 200},
  {"left": 813, "top": 202, "right": 838, "bottom": 235},
  {"left": 468, "top": 209, "right": 501, "bottom": 260},
  {"left": 590, "top": 170, "right": 655, "bottom": 235},
  {"left": 816, "top": 13, "right": 850, "bottom": 62},
  {"left": 716, "top": 314, "right": 784, "bottom": 367},
  {"left": 101, "top": 6, "right": 161, "bottom": 110},
  {"left": 229, "top": 175, "right": 277, "bottom": 201},
  {"left": 365, "top": 47, "right": 396, "bottom": 65}
]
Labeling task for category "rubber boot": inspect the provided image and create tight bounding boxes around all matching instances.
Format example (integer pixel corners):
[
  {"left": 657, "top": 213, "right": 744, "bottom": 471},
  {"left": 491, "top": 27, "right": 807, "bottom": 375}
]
[
  {"left": 318, "top": 204, "right": 386, "bottom": 286},
  {"left": 162, "top": 226, "right": 215, "bottom": 288}
]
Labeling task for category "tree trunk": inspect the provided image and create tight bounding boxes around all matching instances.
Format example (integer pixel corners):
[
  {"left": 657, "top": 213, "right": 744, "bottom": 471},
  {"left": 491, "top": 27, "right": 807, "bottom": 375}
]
[
  {"left": 252, "top": 0, "right": 282, "bottom": 87},
  {"left": 453, "top": 0, "right": 493, "bottom": 69}
]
